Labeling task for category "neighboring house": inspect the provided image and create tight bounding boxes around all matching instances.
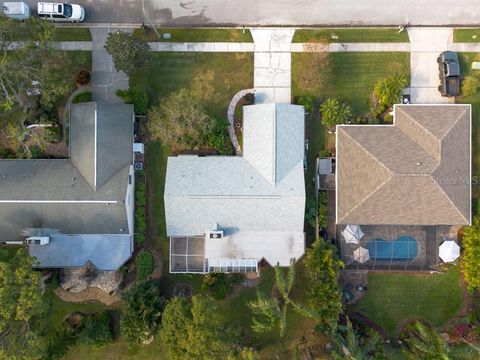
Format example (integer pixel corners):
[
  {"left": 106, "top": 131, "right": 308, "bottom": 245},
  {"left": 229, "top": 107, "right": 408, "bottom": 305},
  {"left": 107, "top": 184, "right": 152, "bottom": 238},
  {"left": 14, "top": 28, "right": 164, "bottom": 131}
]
[
  {"left": 0, "top": 102, "right": 135, "bottom": 271},
  {"left": 164, "top": 103, "right": 306, "bottom": 273},
  {"left": 336, "top": 104, "right": 471, "bottom": 226}
]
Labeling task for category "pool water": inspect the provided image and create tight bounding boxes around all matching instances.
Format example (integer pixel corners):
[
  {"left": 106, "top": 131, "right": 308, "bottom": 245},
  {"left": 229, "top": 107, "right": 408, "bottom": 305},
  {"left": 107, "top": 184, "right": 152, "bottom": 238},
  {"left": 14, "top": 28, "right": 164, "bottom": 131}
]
[{"left": 367, "top": 235, "right": 418, "bottom": 261}]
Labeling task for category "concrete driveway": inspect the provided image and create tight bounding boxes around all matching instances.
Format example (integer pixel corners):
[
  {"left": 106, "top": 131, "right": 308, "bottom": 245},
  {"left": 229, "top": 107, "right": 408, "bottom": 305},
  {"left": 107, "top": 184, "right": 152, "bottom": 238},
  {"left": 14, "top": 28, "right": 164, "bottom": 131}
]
[
  {"left": 408, "top": 28, "right": 454, "bottom": 104},
  {"left": 23, "top": 0, "right": 480, "bottom": 26}
]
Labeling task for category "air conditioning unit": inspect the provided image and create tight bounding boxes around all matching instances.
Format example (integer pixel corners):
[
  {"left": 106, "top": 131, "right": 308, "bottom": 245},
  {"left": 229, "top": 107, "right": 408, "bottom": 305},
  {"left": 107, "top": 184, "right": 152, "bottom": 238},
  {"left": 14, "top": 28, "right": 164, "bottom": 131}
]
[
  {"left": 209, "top": 230, "right": 224, "bottom": 239},
  {"left": 26, "top": 236, "right": 50, "bottom": 246}
]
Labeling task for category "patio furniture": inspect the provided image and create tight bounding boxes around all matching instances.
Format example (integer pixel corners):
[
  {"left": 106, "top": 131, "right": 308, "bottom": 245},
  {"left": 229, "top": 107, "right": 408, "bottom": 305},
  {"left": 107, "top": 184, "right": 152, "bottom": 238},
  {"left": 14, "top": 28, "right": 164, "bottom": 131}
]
[
  {"left": 342, "top": 224, "right": 365, "bottom": 244},
  {"left": 439, "top": 240, "right": 460, "bottom": 263},
  {"left": 353, "top": 247, "right": 370, "bottom": 263}
]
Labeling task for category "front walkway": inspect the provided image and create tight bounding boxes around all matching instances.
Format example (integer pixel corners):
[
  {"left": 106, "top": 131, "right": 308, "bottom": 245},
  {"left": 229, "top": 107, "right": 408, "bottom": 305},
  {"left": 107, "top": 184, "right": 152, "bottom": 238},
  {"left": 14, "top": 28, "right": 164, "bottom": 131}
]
[
  {"left": 90, "top": 28, "right": 129, "bottom": 103},
  {"left": 407, "top": 27, "right": 454, "bottom": 104}
]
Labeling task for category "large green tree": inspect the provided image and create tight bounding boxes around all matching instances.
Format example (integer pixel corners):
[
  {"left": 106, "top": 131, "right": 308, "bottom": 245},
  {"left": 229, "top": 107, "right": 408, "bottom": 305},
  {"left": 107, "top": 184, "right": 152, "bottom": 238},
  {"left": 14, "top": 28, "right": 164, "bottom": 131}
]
[
  {"left": 461, "top": 217, "right": 480, "bottom": 289},
  {"left": 161, "top": 295, "right": 239, "bottom": 359},
  {"left": 0, "top": 248, "right": 48, "bottom": 360},
  {"left": 104, "top": 31, "right": 150, "bottom": 75},
  {"left": 0, "top": 17, "right": 73, "bottom": 112},
  {"left": 305, "top": 238, "right": 344, "bottom": 334},
  {"left": 249, "top": 259, "right": 316, "bottom": 338},
  {"left": 120, "top": 281, "right": 165, "bottom": 345},
  {"left": 147, "top": 89, "right": 215, "bottom": 150}
]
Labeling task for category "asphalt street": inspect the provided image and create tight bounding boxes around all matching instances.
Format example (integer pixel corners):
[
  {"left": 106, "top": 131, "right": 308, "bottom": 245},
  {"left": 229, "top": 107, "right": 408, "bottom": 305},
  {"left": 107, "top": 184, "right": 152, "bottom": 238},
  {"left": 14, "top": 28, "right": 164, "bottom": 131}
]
[{"left": 23, "top": 0, "right": 480, "bottom": 26}]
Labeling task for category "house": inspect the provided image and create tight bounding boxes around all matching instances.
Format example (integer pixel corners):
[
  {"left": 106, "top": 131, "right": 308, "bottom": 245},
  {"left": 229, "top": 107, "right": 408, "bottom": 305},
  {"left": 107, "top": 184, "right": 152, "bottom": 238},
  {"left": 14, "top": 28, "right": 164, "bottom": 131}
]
[
  {"left": 164, "top": 103, "right": 306, "bottom": 273},
  {"left": 335, "top": 104, "right": 471, "bottom": 269},
  {"left": 336, "top": 104, "right": 471, "bottom": 226},
  {"left": 0, "top": 102, "right": 135, "bottom": 271}
]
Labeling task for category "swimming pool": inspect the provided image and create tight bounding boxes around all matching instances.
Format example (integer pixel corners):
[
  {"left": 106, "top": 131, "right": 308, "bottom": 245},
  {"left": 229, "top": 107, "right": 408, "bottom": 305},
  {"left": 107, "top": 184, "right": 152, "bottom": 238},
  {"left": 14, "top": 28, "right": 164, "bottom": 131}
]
[{"left": 366, "top": 236, "right": 418, "bottom": 261}]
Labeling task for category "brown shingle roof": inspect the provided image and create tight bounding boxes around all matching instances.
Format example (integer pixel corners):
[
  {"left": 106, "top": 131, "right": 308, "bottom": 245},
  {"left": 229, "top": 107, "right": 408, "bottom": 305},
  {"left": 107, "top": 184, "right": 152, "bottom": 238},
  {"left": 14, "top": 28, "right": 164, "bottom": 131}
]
[{"left": 336, "top": 105, "right": 471, "bottom": 225}]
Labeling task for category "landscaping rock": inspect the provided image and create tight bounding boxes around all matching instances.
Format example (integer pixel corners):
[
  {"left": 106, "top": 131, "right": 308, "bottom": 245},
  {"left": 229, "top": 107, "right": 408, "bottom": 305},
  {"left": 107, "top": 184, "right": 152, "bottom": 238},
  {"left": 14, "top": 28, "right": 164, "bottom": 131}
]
[{"left": 59, "top": 264, "right": 122, "bottom": 295}]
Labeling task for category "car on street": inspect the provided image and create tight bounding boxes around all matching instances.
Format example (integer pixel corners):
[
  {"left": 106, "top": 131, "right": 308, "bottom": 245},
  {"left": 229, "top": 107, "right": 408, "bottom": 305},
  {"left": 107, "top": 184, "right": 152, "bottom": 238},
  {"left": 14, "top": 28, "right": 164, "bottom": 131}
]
[
  {"left": 437, "top": 51, "right": 461, "bottom": 97},
  {"left": 37, "top": 2, "right": 85, "bottom": 22}
]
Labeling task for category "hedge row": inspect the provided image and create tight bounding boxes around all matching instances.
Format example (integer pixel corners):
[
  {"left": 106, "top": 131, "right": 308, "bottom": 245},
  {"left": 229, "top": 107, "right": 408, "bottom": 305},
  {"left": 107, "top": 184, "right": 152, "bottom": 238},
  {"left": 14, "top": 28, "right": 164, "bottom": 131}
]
[{"left": 135, "top": 173, "right": 146, "bottom": 245}]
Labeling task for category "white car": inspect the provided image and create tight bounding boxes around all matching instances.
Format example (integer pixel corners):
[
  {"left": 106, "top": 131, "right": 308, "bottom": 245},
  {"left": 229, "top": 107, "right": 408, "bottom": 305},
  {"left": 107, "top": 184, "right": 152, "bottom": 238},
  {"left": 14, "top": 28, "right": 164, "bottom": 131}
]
[{"left": 37, "top": 2, "right": 85, "bottom": 22}]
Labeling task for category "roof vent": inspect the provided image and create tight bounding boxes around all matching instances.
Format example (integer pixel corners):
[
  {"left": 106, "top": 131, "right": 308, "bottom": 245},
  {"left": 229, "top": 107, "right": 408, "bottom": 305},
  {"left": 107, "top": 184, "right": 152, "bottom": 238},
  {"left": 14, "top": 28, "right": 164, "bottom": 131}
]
[
  {"left": 209, "top": 230, "right": 224, "bottom": 239},
  {"left": 416, "top": 162, "right": 421, "bottom": 166}
]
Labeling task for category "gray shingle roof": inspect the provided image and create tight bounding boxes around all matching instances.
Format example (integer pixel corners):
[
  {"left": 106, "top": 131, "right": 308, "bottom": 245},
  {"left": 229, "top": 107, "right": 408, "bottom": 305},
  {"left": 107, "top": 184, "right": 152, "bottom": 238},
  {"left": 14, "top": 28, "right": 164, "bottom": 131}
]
[
  {"left": 164, "top": 104, "right": 306, "bottom": 265},
  {"left": 70, "top": 102, "right": 134, "bottom": 190},
  {"left": 336, "top": 104, "right": 471, "bottom": 225},
  {"left": 29, "top": 233, "right": 132, "bottom": 271},
  {"left": 0, "top": 102, "right": 134, "bottom": 242}
]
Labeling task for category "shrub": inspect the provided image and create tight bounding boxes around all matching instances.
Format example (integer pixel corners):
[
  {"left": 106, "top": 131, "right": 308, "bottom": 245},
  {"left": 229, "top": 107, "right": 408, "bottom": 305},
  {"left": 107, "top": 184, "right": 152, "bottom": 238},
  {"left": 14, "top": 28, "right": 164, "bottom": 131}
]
[
  {"left": 305, "top": 197, "right": 317, "bottom": 228},
  {"left": 296, "top": 95, "right": 315, "bottom": 113},
  {"left": 75, "top": 70, "right": 90, "bottom": 86},
  {"left": 462, "top": 73, "right": 480, "bottom": 97},
  {"left": 201, "top": 273, "right": 243, "bottom": 300},
  {"left": 318, "top": 149, "right": 331, "bottom": 158},
  {"left": 320, "top": 98, "right": 352, "bottom": 130},
  {"left": 44, "top": 126, "right": 62, "bottom": 143},
  {"left": 72, "top": 91, "right": 92, "bottom": 104},
  {"left": 206, "top": 117, "right": 232, "bottom": 155},
  {"left": 461, "top": 217, "right": 480, "bottom": 289},
  {"left": 120, "top": 281, "right": 165, "bottom": 345},
  {"left": 136, "top": 250, "right": 154, "bottom": 281},
  {"left": 373, "top": 73, "right": 407, "bottom": 109},
  {"left": 318, "top": 191, "right": 328, "bottom": 229},
  {"left": 77, "top": 312, "right": 112, "bottom": 347},
  {"left": 116, "top": 87, "right": 149, "bottom": 115}
]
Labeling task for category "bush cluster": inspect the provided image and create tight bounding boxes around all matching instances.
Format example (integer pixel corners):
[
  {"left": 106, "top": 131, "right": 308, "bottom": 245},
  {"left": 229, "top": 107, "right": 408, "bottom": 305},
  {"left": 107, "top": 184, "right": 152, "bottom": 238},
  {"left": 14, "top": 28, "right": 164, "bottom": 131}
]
[
  {"left": 201, "top": 273, "right": 243, "bottom": 300},
  {"left": 206, "top": 117, "right": 232, "bottom": 155},
  {"left": 318, "top": 191, "right": 328, "bottom": 229},
  {"left": 135, "top": 173, "right": 146, "bottom": 245},
  {"left": 117, "top": 87, "right": 149, "bottom": 115},
  {"left": 72, "top": 91, "right": 92, "bottom": 104},
  {"left": 77, "top": 312, "right": 113, "bottom": 347},
  {"left": 136, "top": 250, "right": 154, "bottom": 281}
]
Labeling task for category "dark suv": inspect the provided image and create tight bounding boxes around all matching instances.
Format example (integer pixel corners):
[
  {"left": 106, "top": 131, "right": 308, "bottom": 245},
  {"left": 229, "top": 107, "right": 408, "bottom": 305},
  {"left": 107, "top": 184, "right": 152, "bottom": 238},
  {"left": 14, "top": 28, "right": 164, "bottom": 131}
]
[{"left": 437, "top": 51, "right": 461, "bottom": 97}]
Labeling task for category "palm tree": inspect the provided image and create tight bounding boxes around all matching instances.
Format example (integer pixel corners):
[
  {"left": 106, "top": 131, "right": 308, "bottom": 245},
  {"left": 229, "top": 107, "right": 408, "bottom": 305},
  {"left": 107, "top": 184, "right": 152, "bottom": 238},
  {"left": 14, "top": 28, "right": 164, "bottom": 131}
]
[
  {"left": 402, "top": 321, "right": 450, "bottom": 360},
  {"left": 248, "top": 259, "right": 317, "bottom": 337},
  {"left": 330, "top": 317, "right": 384, "bottom": 360},
  {"left": 320, "top": 98, "right": 352, "bottom": 131}
]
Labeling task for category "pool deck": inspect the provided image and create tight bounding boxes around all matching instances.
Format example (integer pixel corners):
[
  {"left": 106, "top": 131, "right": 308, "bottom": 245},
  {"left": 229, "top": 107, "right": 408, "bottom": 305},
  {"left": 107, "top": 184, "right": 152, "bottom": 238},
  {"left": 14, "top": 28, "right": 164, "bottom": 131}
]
[{"left": 338, "top": 224, "right": 460, "bottom": 271}]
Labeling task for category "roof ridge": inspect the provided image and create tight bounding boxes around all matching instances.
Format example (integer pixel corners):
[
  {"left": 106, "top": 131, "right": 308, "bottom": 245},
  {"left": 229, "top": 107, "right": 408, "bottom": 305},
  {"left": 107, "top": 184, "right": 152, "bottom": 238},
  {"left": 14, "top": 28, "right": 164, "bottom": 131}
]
[
  {"left": 439, "top": 106, "right": 468, "bottom": 141},
  {"left": 431, "top": 176, "right": 469, "bottom": 224},
  {"left": 397, "top": 106, "right": 439, "bottom": 140}
]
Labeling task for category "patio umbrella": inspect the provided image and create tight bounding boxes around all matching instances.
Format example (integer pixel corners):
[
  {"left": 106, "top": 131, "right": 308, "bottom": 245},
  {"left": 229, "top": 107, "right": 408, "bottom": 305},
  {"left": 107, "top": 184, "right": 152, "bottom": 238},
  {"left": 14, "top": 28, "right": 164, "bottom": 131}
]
[
  {"left": 353, "top": 247, "right": 370, "bottom": 263},
  {"left": 439, "top": 240, "right": 460, "bottom": 263},
  {"left": 342, "top": 225, "right": 365, "bottom": 244}
]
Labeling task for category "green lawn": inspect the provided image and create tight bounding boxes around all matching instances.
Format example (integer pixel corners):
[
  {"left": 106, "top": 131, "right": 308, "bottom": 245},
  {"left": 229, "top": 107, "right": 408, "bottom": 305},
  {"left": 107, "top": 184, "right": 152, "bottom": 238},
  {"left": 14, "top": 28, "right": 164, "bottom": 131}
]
[
  {"left": 351, "top": 266, "right": 463, "bottom": 338},
  {"left": 130, "top": 52, "right": 253, "bottom": 117},
  {"left": 457, "top": 52, "right": 480, "bottom": 199},
  {"left": 293, "top": 28, "right": 409, "bottom": 43},
  {"left": 292, "top": 52, "right": 410, "bottom": 115},
  {"left": 454, "top": 28, "right": 480, "bottom": 43},
  {"left": 10, "top": 26, "right": 91, "bottom": 41},
  {"left": 133, "top": 27, "right": 252, "bottom": 42}
]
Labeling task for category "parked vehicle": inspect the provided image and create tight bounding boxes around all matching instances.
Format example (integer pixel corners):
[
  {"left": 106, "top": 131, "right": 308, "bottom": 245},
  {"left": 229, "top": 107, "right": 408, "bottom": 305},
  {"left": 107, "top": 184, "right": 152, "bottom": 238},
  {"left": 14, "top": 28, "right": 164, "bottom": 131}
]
[
  {"left": 2, "top": 2, "right": 30, "bottom": 20},
  {"left": 37, "top": 2, "right": 85, "bottom": 22},
  {"left": 437, "top": 51, "right": 461, "bottom": 97}
]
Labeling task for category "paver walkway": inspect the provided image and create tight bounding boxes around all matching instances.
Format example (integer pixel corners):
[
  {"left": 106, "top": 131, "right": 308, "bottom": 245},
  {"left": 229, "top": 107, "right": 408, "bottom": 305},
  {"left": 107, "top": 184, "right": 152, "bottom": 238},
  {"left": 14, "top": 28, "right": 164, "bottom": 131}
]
[
  {"left": 408, "top": 27, "right": 454, "bottom": 104},
  {"left": 251, "top": 28, "right": 295, "bottom": 104},
  {"left": 90, "top": 28, "right": 129, "bottom": 103}
]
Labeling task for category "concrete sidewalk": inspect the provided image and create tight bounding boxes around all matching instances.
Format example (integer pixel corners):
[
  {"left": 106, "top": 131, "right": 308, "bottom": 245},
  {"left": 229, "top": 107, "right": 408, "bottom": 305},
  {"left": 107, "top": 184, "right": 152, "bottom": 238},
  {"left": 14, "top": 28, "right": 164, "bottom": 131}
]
[{"left": 408, "top": 27, "right": 454, "bottom": 104}]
